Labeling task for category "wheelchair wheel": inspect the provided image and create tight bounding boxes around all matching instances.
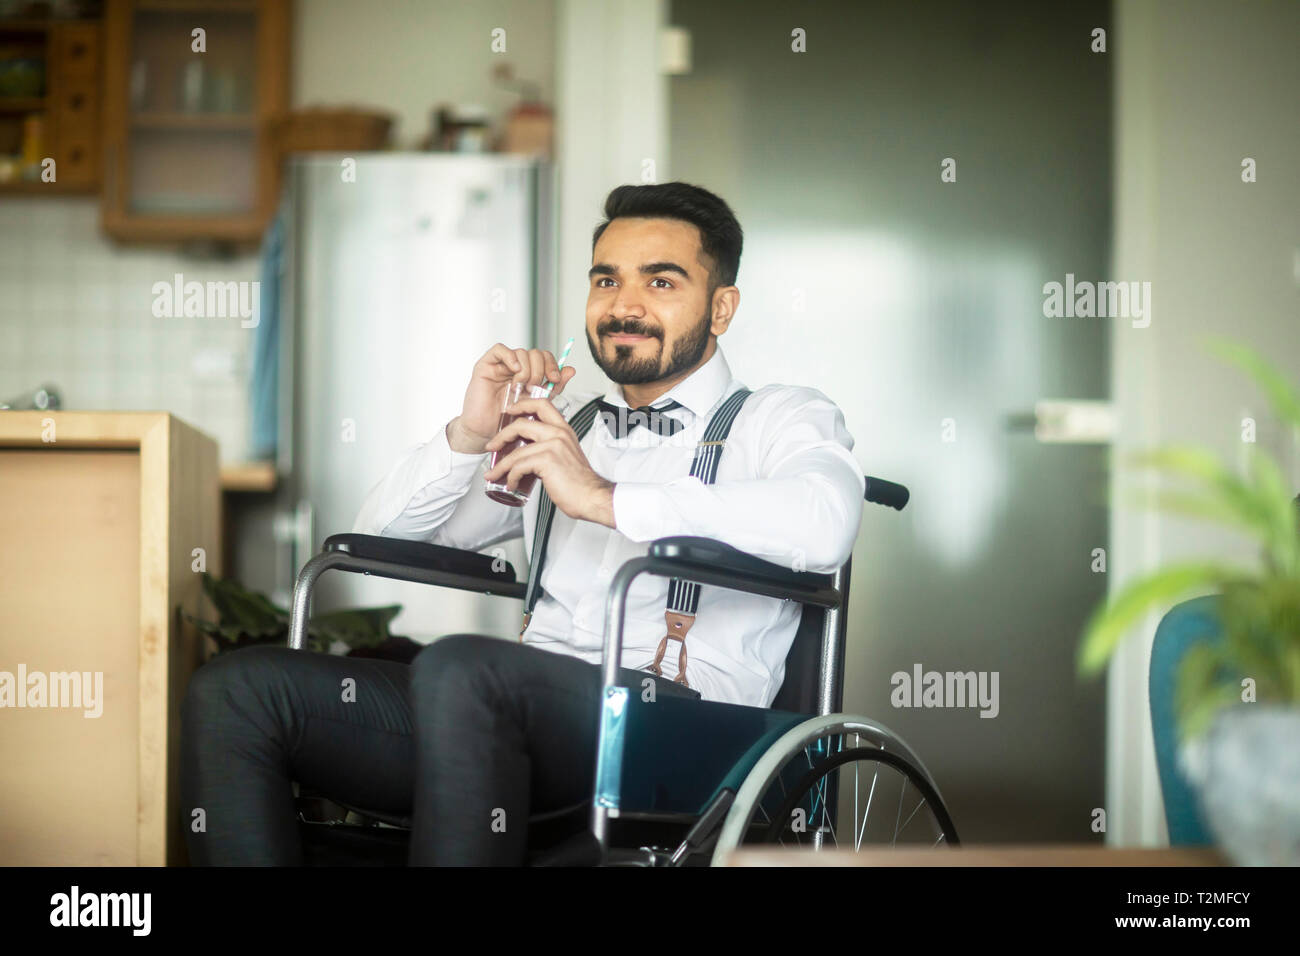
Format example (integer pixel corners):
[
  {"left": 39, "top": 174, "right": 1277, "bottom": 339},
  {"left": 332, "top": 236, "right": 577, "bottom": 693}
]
[{"left": 710, "top": 714, "right": 959, "bottom": 864}]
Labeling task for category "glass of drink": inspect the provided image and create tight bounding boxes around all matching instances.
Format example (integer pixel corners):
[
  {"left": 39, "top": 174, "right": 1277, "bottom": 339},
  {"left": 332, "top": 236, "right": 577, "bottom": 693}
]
[{"left": 484, "top": 381, "right": 547, "bottom": 506}]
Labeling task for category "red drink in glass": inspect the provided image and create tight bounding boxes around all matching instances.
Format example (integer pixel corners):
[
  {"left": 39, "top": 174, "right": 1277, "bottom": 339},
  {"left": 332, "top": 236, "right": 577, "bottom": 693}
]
[{"left": 484, "top": 381, "right": 546, "bottom": 506}]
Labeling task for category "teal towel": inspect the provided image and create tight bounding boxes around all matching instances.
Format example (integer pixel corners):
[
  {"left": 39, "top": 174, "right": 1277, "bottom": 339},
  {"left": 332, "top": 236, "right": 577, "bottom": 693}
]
[{"left": 249, "top": 206, "right": 284, "bottom": 460}]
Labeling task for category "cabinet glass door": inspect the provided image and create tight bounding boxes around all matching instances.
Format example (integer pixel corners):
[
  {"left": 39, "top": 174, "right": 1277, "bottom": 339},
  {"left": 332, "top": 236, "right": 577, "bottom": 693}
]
[{"left": 125, "top": 2, "right": 258, "bottom": 216}]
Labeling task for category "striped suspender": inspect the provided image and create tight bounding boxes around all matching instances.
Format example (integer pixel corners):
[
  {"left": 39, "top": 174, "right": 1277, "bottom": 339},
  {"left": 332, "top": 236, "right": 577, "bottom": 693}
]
[
  {"left": 519, "top": 397, "right": 605, "bottom": 638},
  {"left": 646, "top": 387, "right": 752, "bottom": 687},
  {"left": 519, "top": 387, "right": 753, "bottom": 690}
]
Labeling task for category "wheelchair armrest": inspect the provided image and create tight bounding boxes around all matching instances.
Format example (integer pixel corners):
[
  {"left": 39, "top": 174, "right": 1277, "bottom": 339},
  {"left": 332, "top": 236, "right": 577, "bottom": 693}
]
[
  {"left": 323, "top": 533, "right": 520, "bottom": 583},
  {"left": 289, "top": 534, "right": 524, "bottom": 650},
  {"left": 647, "top": 536, "right": 834, "bottom": 594}
]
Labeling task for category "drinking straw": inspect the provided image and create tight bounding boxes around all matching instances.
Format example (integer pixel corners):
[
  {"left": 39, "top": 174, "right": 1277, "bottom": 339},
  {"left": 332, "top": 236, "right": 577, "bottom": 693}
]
[{"left": 543, "top": 336, "right": 575, "bottom": 397}]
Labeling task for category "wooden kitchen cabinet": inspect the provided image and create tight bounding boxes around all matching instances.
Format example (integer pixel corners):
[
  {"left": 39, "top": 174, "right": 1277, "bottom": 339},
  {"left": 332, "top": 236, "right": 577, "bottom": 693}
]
[
  {"left": 0, "top": 18, "right": 103, "bottom": 193},
  {"left": 101, "top": 0, "right": 288, "bottom": 243}
]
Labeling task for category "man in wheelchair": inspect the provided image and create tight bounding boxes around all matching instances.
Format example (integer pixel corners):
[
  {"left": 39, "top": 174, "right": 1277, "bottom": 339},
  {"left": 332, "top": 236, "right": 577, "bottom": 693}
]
[{"left": 181, "top": 182, "right": 868, "bottom": 865}]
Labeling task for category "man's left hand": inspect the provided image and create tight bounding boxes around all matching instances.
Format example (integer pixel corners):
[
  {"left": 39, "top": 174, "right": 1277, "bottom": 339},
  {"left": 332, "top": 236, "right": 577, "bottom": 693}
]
[{"left": 484, "top": 397, "right": 616, "bottom": 527}]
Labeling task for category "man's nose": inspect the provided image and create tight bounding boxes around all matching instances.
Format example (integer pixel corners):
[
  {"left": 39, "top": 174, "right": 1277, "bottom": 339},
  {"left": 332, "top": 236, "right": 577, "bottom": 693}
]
[{"left": 610, "top": 284, "right": 646, "bottom": 317}]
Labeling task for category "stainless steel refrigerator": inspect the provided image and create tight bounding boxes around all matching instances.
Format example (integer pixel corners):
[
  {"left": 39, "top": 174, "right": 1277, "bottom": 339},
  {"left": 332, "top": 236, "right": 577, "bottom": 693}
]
[{"left": 255, "top": 153, "right": 554, "bottom": 641}]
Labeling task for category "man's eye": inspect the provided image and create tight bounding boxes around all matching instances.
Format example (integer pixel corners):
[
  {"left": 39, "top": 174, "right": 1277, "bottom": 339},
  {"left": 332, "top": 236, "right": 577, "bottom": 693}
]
[
  {"left": 651, "top": 278, "right": 673, "bottom": 288},
  {"left": 596, "top": 277, "right": 615, "bottom": 287}
]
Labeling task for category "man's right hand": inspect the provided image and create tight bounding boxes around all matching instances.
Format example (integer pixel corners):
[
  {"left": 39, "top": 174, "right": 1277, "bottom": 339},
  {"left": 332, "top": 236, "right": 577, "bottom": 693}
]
[{"left": 447, "top": 344, "right": 577, "bottom": 454}]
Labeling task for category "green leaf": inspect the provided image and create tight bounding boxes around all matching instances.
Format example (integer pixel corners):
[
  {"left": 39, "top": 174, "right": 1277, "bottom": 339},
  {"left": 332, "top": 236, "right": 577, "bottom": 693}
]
[
  {"left": 1283, "top": 641, "right": 1300, "bottom": 701},
  {"left": 1174, "top": 640, "right": 1252, "bottom": 742},
  {"left": 1128, "top": 446, "right": 1275, "bottom": 540},
  {"left": 183, "top": 607, "right": 274, "bottom": 645},
  {"left": 1174, "top": 642, "right": 1232, "bottom": 740},
  {"left": 307, "top": 605, "right": 403, "bottom": 650},
  {"left": 185, "top": 573, "right": 403, "bottom": 657},
  {"left": 1245, "top": 448, "right": 1299, "bottom": 573},
  {"left": 1178, "top": 682, "right": 1242, "bottom": 742},
  {"left": 1078, "top": 563, "right": 1243, "bottom": 675},
  {"left": 197, "top": 572, "right": 288, "bottom": 637},
  {"left": 1127, "top": 487, "right": 1266, "bottom": 538},
  {"left": 1217, "top": 577, "right": 1300, "bottom": 701},
  {"left": 1205, "top": 338, "right": 1300, "bottom": 432}
]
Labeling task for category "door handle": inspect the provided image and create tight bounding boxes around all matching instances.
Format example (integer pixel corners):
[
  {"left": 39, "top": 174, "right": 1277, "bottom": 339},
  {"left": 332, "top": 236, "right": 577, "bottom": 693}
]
[{"left": 1005, "top": 400, "right": 1114, "bottom": 443}]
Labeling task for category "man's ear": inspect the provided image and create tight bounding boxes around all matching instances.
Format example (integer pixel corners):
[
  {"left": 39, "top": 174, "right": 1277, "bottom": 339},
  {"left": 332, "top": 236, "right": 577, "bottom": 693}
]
[{"left": 710, "top": 285, "right": 740, "bottom": 336}]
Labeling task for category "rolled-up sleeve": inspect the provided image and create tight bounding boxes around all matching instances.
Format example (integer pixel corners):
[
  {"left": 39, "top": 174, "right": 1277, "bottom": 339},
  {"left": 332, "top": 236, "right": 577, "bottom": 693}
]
[{"left": 611, "top": 387, "right": 865, "bottom": 573}]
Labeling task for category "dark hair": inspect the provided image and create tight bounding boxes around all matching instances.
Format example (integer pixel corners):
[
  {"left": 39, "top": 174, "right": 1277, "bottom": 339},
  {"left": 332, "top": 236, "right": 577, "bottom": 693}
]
[{"left": 592, "top": 182, "right": 744, "bottom": 294}]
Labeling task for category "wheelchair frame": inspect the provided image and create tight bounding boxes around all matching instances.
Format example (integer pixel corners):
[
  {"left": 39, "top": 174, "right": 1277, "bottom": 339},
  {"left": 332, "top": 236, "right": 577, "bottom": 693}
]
[
  {"left": 286, "top": 475, "right": 955, "bottom": 864},
  {"left": 589, "top": 538, "right": 847, "bottom": 850}
]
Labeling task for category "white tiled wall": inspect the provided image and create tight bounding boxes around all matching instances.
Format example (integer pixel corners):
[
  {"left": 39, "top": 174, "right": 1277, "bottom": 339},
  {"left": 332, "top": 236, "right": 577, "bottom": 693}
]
[{"left": 0, "top": 197, "right": 261, "bottom": 464}]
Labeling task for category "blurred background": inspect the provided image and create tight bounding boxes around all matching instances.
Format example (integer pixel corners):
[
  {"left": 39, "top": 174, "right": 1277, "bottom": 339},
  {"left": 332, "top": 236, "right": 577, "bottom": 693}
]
[{"left": 0, "top": 0, "right": 1295, "bottom": 849}]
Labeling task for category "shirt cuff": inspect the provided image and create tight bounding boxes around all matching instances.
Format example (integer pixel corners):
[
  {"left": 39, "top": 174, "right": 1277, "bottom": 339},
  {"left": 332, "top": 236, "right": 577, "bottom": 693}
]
[
  {"left": 612, "top": 480, "right": 675, "bottom": 542},
  {"left": 443, "top": 421, "right": 491, "bottom": 469}
]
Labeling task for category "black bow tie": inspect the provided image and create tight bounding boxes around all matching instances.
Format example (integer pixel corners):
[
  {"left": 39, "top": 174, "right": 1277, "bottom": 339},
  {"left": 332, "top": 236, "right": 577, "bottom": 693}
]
[{"left": 596, "top": 399, "right": 686, "bottom": 439}]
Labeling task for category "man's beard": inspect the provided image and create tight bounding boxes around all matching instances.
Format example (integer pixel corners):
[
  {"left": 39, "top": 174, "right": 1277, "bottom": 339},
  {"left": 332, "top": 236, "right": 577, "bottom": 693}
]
[{"left": 587, "top": 308, "right": 713, "bottom": 386}]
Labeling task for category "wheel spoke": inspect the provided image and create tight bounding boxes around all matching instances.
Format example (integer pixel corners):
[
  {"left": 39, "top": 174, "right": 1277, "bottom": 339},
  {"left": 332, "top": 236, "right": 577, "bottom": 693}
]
[
  {"left": 802, "top": 737, "right": 833, "bottom": 847},
  {"left": 898, "top": 795, "right": 927, "bottom": 835},
  {"left": 853, "top": 733, "right": 860, "bottom": 850},
  {"left": 814, "top": 774, "right": 837, "bottom": 846},
  {"left": 856, "top": 762, "right": 880, "bottom": 851},
  {"left": 811, "top": 738, "right": 842, "bottom": 842},
  {"left": 892, "top": 774, "right": 907, "bottom": 846}
]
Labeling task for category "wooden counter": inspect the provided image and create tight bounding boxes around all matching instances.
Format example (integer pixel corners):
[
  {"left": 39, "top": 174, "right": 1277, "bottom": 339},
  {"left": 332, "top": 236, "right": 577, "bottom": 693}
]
[{"left": 0, "top": 412, "right": 221, "bottom": 865}]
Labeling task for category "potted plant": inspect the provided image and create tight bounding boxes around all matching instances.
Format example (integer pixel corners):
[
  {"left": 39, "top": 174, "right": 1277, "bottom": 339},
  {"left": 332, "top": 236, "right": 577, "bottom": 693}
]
[
  {"left": 1078, "top": 339, "right": 1300, "bottom": 866},
  {"left": 183, "top": 572, "right": 421, "bottom": 662}
]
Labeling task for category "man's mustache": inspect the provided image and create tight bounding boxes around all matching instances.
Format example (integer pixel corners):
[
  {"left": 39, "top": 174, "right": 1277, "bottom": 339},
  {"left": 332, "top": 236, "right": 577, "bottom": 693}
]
[{"left": 599, "top": 321, "right": 662, "bottom": 338}]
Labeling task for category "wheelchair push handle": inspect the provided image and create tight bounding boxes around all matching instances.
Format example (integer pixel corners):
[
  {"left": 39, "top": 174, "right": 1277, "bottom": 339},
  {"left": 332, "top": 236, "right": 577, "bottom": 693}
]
[{"left": 864, "top": 476, "right": 909, "bottom": 510}]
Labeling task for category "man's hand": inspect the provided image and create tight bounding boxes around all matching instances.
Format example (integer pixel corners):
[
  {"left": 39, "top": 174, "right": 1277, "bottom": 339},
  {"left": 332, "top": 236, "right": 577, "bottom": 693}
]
[
  {"left": 483, "top": 396, "right": 616, "bottom": 527},
  {"left": 450, "top": 344, "right": 577, "bottom": 454}
]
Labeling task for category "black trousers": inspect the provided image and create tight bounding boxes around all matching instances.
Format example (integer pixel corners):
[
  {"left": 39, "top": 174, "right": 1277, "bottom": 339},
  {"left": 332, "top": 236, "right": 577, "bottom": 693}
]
[{"left": 179, "top": 633, "right": 699, "bottom": 865}]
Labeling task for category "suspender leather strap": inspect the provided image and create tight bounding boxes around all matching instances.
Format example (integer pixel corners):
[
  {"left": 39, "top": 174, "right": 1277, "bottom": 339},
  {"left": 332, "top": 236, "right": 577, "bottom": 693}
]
[
  {"left": 647, "top": 387, "right": 752, "bottom": 687},
  {"left": 519, "top": 396, "right": 605, "bottom": 638}
]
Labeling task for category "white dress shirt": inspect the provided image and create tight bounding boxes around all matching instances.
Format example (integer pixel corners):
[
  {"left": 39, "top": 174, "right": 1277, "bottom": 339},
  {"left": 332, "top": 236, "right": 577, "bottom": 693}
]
[{"left": 352, "top": 345, "right": 865, "bottom": 707}]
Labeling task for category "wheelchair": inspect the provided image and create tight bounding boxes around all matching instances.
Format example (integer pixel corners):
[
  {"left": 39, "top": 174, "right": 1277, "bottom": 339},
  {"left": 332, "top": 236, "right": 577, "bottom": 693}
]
[{"left": 285, "top": 475, "right": 960, "bottom": 866}]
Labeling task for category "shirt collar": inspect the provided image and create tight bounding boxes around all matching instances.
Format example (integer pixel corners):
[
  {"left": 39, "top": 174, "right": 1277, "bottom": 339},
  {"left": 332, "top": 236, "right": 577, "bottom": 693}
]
[{"left": 600, "top": 344, "right": 735, "bottom": 419}]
